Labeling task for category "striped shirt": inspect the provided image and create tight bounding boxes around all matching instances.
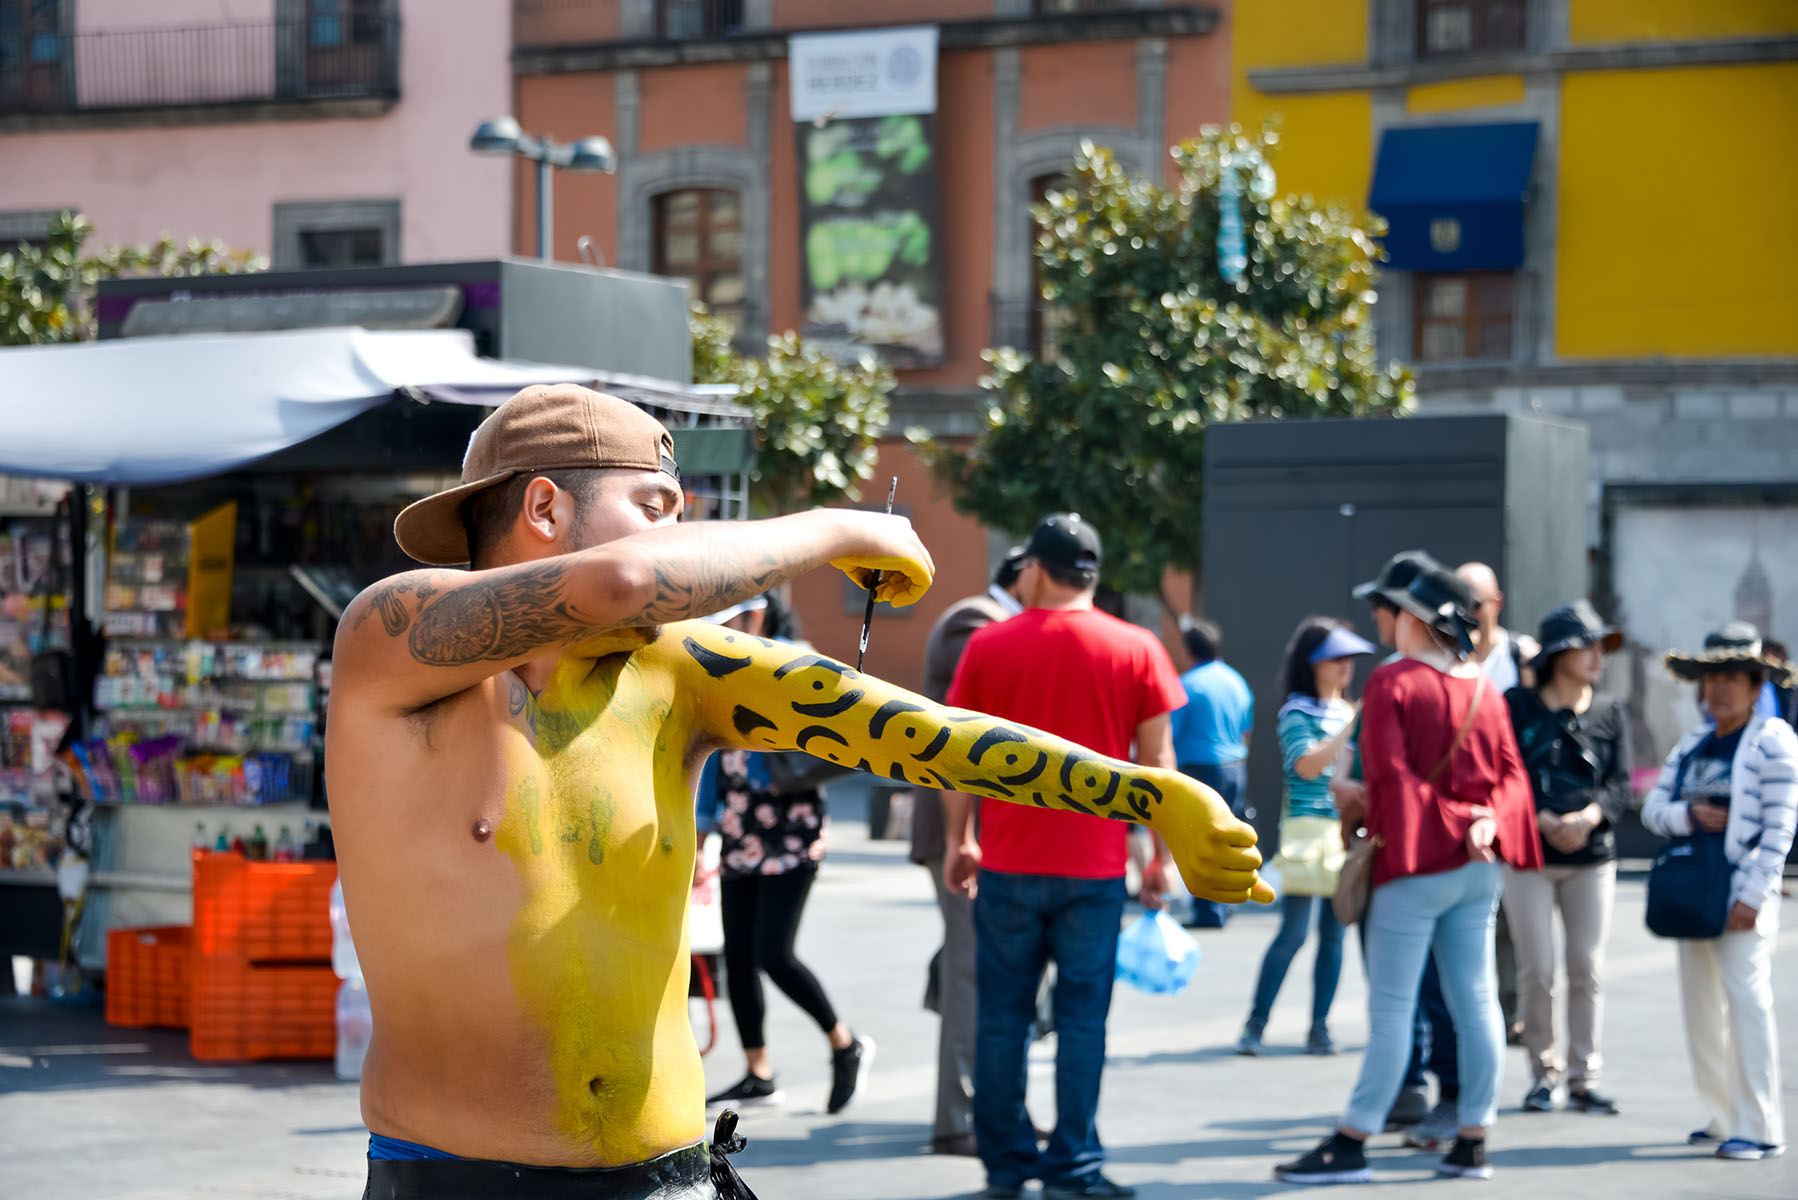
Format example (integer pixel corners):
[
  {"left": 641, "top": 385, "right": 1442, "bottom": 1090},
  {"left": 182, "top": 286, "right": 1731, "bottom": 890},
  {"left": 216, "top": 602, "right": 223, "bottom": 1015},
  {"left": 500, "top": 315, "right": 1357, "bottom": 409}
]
[
  {"left": 1642, "top": 713, "right": 1798, "bottom": 911},
  {"left": 1277, "top": 697, "right": 1354, "bottom": 820}
]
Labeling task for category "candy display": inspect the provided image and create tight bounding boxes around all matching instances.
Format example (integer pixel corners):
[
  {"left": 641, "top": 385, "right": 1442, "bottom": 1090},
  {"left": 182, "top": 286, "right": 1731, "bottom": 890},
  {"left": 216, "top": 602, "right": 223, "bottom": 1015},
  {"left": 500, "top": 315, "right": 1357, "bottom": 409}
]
[{"left": 88, "top": 638, "right": 322, "bottom": 807}]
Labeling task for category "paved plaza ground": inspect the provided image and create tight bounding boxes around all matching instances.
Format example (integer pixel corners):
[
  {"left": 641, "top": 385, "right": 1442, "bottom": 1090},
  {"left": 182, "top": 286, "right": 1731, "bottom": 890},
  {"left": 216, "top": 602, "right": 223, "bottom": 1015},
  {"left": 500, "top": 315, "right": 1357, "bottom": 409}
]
[{"left": 3, "top": 783, "right": 1795, "bottom": 1199}]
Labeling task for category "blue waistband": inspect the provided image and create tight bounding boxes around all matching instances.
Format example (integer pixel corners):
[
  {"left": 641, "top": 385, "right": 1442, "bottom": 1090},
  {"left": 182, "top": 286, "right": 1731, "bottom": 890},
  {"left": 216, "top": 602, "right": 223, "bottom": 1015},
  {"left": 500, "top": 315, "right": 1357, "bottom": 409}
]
[{"left": 369, "top": 1133, "right": 463, "bottom": 1160}]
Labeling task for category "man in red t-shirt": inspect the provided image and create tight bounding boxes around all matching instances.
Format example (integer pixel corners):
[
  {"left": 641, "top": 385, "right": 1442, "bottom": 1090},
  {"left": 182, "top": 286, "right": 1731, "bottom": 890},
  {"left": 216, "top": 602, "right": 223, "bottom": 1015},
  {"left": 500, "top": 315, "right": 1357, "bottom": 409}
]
[{"left": 943, "top": 514, "right": 1188, "bottom": 1200}]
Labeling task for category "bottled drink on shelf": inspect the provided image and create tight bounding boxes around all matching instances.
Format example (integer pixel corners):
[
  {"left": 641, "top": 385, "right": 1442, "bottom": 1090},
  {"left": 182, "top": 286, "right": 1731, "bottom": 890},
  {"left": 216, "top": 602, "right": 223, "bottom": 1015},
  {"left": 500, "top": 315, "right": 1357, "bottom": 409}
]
[
  {"left": 191, "top": 821, "right": 208, "bottom": 854},
  {"left": 247, "top": 824, "right": 268, "bottom": 862},
  {"left": 272, "top": 826, "right": 297, "bottom": 863},
  {"left": 214, "top": 828, "right": 229, "bottom": 853},
  {"left": 329, "top": 878, "right": 361, "bottom": 981},
  {"left": 335, "top": 977, "right": 372, "bottom": 1081},
  {"left": 230, "top": 832, "right": 246, "bottom": 856}
]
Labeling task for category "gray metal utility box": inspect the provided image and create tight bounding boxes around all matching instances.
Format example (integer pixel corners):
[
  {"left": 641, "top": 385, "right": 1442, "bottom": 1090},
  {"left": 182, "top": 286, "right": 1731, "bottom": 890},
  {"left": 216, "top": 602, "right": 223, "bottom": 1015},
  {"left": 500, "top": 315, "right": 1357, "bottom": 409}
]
[{"left": 1202, "top": 413, "right": 1590, "bottom": 842}]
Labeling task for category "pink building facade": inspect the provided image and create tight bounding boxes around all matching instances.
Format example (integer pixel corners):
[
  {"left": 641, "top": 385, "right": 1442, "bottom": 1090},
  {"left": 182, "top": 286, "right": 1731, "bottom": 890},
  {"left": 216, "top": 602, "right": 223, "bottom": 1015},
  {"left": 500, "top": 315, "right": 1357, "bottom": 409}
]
[{"left": 0, "top": 0, "right": 513, "bottom": 267}]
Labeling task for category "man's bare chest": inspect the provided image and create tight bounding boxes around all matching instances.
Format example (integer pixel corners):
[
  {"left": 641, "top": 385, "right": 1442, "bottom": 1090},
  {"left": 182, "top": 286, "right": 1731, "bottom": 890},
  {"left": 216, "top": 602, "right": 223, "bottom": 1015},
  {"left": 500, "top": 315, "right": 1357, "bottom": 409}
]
[{"left": 496, "top": 662, "right": 695, "bottom": 880}]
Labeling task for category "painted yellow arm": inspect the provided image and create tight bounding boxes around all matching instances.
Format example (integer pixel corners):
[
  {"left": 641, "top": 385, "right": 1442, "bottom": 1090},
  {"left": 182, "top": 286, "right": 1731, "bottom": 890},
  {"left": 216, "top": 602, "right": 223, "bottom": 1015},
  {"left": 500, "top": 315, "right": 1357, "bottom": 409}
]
[{"left": 671, "top": 620, "right": 1273, "bottom": 905}]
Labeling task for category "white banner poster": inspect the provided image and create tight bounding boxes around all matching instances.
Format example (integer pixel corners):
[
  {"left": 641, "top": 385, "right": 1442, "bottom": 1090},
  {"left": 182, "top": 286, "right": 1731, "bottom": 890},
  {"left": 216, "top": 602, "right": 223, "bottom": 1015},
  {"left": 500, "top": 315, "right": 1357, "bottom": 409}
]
[
  {"left": 1611, "top": 503, "right": 1798, "bottom": 772},
  {"left": 789, "top": 25, "right": 937, "bottom": 123}
]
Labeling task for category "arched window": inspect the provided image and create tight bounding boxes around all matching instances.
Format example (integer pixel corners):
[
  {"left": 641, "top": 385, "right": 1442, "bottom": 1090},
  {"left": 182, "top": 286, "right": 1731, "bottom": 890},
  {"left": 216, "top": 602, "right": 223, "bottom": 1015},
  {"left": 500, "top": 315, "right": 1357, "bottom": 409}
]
[{"left": 652, "top": 188, "right": 744, "bottom": 327}]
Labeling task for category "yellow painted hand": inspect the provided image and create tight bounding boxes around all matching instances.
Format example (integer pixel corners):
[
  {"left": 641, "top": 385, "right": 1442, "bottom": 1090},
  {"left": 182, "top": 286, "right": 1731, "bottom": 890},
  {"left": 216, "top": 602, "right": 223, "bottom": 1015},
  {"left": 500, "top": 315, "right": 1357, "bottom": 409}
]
[
  {"left": 826, "top": 512, "right": 935, "bottom": 607},
  {"left": 1148, "top": 771, "right": 1276, "bottom": 905}
]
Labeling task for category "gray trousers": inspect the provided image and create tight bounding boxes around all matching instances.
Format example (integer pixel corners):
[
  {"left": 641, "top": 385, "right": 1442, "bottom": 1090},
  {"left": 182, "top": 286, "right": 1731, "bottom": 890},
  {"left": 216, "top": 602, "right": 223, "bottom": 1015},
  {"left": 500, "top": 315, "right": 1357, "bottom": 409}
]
[{"left": 925, "top": 857, "right": 978, "bottom": 1139}]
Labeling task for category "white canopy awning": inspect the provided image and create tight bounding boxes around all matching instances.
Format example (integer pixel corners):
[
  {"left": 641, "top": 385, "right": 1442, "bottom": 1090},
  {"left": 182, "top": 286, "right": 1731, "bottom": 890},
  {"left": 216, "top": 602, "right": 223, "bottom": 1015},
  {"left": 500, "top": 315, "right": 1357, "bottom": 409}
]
[{"left": 0, "top": 327, "right": 606, "bottom": 485}]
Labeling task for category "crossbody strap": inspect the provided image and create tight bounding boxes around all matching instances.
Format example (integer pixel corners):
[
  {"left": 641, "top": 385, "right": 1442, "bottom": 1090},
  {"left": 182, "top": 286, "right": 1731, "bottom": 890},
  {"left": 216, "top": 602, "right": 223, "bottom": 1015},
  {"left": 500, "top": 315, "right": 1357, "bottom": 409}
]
[{"left": 1425, "top": 674, "right": 1487, "bottom": 786}]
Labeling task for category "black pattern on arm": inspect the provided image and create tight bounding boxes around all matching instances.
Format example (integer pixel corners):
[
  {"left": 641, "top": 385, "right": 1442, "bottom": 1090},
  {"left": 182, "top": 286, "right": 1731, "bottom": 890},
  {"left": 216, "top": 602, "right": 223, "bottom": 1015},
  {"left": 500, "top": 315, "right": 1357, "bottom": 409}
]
[{"left": 406, "top": 560, "right": 587, "bottom": 667}]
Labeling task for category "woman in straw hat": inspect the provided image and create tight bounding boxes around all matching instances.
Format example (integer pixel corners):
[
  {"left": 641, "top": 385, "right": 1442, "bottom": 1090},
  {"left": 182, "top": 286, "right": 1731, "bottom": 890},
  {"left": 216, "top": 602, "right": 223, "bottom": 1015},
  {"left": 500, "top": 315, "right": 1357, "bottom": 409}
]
[
  {"left": 1275, "top": 563, "right": 1541, "bottom": 1186},
  {"left": 1641, "top": 622, "right": 1796, "bottom": 1162}
]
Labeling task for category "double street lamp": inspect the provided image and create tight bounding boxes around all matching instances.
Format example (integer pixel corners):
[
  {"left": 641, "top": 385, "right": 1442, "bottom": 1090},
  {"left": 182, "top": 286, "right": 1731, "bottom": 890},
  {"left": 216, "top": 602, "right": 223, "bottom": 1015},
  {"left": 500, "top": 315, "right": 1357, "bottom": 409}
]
[{"left": 470, "top": 117, "right": 617, "bottom": 261}]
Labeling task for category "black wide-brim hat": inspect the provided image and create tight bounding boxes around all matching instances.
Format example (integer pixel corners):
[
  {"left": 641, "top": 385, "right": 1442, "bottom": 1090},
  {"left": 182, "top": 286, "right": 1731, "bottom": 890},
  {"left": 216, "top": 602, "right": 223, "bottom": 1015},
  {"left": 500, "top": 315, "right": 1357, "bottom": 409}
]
[
  {"left": 1353, "top": 549, "right": 1443, "bottom": 609},
  {"left": 1391, "top": 563, "right": 1479, "bottom": 659},
  {"left": 1665, "top": 621, "right": 1793, "bottom": 688},
  {"left": 1531, "top": 599, "right": 1623, "bottom": 671}
]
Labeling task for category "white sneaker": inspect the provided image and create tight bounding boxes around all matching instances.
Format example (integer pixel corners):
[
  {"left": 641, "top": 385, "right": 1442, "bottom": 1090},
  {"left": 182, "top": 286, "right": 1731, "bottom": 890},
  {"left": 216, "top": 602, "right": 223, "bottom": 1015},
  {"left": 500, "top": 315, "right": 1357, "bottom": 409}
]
[{"left": 1404, "top": 1099, "right": 1459, "bottom": 1151}]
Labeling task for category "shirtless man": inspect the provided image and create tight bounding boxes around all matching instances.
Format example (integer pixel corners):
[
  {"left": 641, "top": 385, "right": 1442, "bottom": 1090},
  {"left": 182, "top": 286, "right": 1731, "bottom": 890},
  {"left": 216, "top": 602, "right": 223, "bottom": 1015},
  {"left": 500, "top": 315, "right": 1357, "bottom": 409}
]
[{"left": 329, "top": 385, "right": 1271, "bottom": 1199}]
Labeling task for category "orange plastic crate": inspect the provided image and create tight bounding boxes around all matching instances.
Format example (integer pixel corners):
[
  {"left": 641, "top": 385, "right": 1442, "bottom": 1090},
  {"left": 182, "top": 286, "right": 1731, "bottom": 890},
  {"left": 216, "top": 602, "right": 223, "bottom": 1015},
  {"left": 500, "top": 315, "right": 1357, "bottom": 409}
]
[
  {"left": 188, "top": 958, "right": 338, "bottom": 1063},
  {"left": 105, "top": 925, "right": 192, "bottom": 1030},
  {"left": 193, "top": 853, "right": 336, "bottom": 963}
]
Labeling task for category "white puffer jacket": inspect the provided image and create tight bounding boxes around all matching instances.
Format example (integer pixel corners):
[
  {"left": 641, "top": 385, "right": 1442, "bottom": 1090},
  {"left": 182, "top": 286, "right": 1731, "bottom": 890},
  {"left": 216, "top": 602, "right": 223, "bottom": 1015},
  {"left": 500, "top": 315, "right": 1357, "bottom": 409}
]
[{"left": 1641, "top": 713, "right": 1798, "bottom": 911}]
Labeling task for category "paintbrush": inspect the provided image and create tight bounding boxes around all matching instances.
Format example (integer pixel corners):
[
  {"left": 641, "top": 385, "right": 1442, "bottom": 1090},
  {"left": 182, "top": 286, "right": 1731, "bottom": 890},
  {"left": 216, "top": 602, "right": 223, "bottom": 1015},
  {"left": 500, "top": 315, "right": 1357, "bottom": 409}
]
[{"left": 857, "top": 476, "right": 899, "bottom": 671}]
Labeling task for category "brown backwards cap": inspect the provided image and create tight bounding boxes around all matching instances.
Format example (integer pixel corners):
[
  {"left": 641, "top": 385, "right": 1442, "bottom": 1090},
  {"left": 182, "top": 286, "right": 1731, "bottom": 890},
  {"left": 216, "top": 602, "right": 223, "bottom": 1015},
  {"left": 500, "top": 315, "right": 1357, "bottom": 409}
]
[{"left": 393, "top": 383, "right": 678, "bottom": 566}]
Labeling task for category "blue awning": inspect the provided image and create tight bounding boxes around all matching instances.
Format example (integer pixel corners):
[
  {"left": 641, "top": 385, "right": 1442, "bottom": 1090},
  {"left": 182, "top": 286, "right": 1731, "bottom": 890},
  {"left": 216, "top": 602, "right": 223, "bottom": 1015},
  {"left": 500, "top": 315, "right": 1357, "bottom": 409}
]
[{"left": 1368, "top": 122, "right": 1538, "bottom": 271}]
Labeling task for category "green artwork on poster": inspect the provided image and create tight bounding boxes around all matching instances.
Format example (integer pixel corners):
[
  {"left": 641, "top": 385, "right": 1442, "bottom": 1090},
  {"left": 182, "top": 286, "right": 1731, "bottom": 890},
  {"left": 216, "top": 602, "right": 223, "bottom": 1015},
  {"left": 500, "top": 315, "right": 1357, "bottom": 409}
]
[{"left": 797, "top": 114, "right": 944, "bottom": 367}]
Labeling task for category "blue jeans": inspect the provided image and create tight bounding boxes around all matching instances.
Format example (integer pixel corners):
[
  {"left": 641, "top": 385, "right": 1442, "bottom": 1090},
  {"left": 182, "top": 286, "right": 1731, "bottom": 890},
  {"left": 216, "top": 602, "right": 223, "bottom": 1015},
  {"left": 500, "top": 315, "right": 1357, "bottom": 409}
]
[
  {"left": 1247, "top": 894, "right": 1345, "bottom": 1035},
  {"left": 1181, "top": 760, "right": 1247, "bottom": 814},
  {"left": 1343, "top": 861, "right": 1506, "bottom": 1135},
  {"left": 1386, "top": 943, "right": 1459, "bottom": 1096},
  {"left": 1416, "top": 954, "right": 1460, "bottom": 1095},
  {"left": 974, "top": 870, "right": 1126, "bottom": 1190},
  {"left": 1180, "top": 761, "right": 1246, "bottom": 927}
]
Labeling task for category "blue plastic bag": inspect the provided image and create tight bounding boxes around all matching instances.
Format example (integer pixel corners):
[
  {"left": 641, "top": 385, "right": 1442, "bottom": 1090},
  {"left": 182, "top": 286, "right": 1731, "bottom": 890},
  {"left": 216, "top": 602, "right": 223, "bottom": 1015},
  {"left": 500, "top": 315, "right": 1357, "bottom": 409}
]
[{"left": 1115, "top": 910, "right": 1202, "bottom": 996}]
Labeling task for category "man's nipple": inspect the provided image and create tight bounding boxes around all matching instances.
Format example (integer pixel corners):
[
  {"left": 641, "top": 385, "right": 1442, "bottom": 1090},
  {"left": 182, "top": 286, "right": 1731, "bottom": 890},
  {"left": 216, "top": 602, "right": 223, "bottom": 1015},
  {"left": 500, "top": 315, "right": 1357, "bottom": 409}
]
[{"left": 473, "top": 818, "right": 493, "bottom": 843}]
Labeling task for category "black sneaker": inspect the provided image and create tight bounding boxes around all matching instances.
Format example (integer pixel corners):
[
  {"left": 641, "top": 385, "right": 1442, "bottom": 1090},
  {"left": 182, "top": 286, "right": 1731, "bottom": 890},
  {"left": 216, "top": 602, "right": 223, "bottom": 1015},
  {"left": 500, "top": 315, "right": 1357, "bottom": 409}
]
[
  {"left": 1566, "top": 1087, "right": 1618, "bottom": 1115},
  {"left": 1437, "top": 1136, "right": 1493, "bottom": 1180},
  {"left": 1043, "top": 1174, "right": 1137, "bottom": 1198},
  {"left": 706, "top": 1072, "right": 783, "bottom": 1108},
  {"left": 1274, "top": 1133, "right": 1373, "bottom": 1185},
  {"left": 826, "top": 1033, "right": 874, "bottom": 1114},
  {"left": 1522, "top": 1081, "right": 1557, "bottom": 1112}
]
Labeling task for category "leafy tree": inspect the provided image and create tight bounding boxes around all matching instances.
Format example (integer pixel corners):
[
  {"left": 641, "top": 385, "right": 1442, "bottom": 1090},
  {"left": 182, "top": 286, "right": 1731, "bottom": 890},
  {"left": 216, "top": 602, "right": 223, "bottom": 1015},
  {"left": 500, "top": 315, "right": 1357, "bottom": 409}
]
[
  {"left": 0, "top": 211, "right": 263, "bottom": 346},
  {"left": 923, "top": 126, "right": 1415, "bottom": 605},
  {"left": 689, "top": 300, "right": 739, "bottom": 388},
  {"left": 688, "top": 302, "right": 894, "bottom": 514}
]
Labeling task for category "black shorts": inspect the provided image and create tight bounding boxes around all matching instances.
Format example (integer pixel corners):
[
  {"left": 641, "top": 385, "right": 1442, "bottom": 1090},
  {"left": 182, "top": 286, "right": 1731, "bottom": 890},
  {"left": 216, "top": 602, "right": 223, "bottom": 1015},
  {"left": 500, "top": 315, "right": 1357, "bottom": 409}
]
[{"left": 363, "top": 1115, "right": 758, "bottom": 1200}]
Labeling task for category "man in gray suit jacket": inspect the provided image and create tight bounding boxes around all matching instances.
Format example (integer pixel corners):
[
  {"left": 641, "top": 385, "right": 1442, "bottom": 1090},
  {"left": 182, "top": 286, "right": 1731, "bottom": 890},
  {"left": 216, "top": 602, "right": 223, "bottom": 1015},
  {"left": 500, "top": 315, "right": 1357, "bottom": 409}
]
[{"left": 912, "top": 547, "right": 1026, "bottom": 1155}]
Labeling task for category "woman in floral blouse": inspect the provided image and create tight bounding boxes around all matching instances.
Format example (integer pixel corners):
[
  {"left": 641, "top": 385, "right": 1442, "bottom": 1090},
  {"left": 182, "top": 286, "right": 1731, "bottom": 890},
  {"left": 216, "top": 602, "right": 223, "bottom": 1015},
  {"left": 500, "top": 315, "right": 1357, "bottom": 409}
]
[{"left": 701, "top": 593, "right": 872, "bottom": 1117}]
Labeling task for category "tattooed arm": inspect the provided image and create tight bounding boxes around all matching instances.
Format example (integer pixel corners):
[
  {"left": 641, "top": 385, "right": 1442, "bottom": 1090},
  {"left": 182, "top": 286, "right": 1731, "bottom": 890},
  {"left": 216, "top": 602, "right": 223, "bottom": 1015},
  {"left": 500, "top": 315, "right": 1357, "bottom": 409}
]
[
  {"left": 334, "top": 509, "right": 934, "bottom": 712},
  {"left": 672, "top": 621, "right": 1273, "bottom": 905}
]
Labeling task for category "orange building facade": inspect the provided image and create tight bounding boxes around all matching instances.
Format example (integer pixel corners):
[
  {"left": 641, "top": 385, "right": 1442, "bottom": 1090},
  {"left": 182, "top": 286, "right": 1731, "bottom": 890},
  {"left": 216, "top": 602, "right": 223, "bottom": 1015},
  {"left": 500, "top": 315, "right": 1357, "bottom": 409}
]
[{"left": 510, "top": 1, "right": 1234, "bottom": 687}]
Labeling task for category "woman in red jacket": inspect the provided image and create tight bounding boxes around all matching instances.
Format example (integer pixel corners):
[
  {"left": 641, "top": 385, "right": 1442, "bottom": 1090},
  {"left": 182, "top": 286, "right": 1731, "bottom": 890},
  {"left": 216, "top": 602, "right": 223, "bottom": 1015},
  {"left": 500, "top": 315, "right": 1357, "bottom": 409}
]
[{"left": 1277, "top": 561, "right": 1543, "bottom": 1187}]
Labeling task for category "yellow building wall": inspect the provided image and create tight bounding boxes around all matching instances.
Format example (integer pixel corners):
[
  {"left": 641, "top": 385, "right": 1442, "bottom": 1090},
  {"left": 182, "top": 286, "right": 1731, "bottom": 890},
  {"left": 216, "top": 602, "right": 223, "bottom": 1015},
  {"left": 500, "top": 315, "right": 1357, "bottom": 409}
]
[
  {"left": 1569, "top": 0, "right": 1798, "bottom": 43},
  {"left": 1405, "top": 74, "right": 1527, "bottom": 113},
  {"left": 1230, "top": 0, "right": 1371, "bottom": 206},
  {"left": 1558, "top": 63, "right": 1798, "bottom": 358}
]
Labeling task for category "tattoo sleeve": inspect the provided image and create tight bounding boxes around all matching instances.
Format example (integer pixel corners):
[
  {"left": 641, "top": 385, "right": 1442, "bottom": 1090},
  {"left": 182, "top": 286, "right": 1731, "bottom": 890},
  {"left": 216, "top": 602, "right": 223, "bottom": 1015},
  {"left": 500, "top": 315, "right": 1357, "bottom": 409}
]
[
  {"left": 404, "top": 561, "right": 588, "bottom": 667},
  {"left": 636, "top": 540, "right": 820, "bottom": 626},
  {"left": 353, "top": 521, "right": 836, "bottom": 671}
]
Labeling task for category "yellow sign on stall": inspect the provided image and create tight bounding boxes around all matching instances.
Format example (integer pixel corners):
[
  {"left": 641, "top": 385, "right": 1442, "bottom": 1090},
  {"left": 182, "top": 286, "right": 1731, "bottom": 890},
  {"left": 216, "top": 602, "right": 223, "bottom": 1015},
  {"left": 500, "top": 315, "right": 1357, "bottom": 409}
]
[{"left": 184, "top": 501, "right": 236, "bottom": 639}]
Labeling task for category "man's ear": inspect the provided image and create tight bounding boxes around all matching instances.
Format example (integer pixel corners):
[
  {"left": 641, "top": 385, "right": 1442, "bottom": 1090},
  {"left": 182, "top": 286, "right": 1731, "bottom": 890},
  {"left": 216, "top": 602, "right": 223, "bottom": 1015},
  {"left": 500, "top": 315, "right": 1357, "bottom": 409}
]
[{"left": 520, "top": 477, "right": 562, "bottom": 545}]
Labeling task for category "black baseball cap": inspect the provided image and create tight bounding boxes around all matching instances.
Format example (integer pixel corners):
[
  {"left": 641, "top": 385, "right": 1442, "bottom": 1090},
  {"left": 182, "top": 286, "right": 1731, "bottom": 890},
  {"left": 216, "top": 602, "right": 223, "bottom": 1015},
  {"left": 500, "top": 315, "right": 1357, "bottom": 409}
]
[{"left": 1024, "top": 513, "right": 1102, "bottom": 574}]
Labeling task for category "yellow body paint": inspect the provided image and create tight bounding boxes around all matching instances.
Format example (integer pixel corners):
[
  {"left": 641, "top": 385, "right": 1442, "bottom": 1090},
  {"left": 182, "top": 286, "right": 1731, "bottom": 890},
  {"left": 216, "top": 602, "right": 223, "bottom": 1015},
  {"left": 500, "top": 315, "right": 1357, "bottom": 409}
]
[
  {"left": 491, "top": 644, "right": 706, "bottom": 1163},
  {"left": 487, "top": 621, "right": 1266, "bottom": 1164}
]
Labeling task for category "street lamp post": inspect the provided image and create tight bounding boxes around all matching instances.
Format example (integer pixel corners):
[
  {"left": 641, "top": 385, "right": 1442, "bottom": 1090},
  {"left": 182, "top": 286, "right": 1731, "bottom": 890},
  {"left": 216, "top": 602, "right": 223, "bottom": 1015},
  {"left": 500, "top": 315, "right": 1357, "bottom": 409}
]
[{"left": 470, "top": 117, "right": 617, "bottom": 261}]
